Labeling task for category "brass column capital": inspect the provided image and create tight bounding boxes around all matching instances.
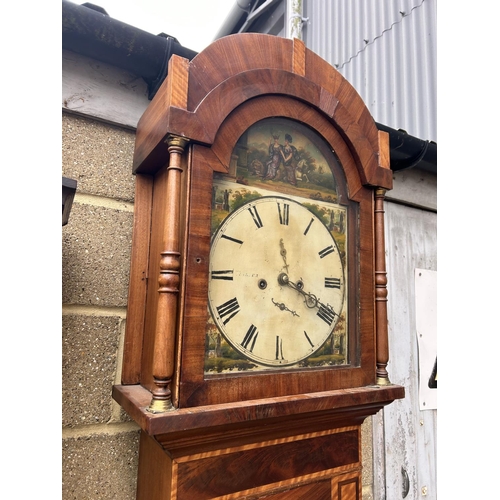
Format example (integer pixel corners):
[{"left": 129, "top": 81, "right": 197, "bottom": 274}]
[{"left": 165, "top": 134, "right": 190, "bottom": 151}]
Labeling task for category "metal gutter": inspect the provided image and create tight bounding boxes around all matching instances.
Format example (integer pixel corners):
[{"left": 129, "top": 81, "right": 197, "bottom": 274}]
[
  {"left": 214, "top": 0, "right": 282, "bottom": 37},
  {"left": 61, "top": 0, "right": 436, "bottom": 173},
  {"left": 376, "top": 124, "right": 437, "bottom": 173},
  {"left": 62, "top": 0, "right": 198, "bottom": 98},
  {"left": 213, "top": 0, "right": 255, "bottom": 39}
]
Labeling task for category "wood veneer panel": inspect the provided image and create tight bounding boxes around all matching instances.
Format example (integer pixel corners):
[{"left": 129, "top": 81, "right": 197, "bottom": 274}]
[
  {"left": 133, "top": 55, "right": 189, "bottom": 172},
  {"left": 259, "top": 480, "right": 332, "bottom": 500},
  {"left": 140, "top": 164, "right": 170, "bottom": 391},
  {"left": 175, "top": 430, "right": 358, "bottom": 499},
  {"left": 122, "top": 174, "right": 153, "bottom": 383},
  {"left": 188, "top": 34, "right": 294, "bottom": 111},
  {"left": 179, "top": 144, "right": 213, "bottom": 386},
  {"left": 113, "top": 383, "right": 404, "bottom": 441},
  {"left": 338, "top": 480, "right": 358, "bottom": 500},
  {"left": 334, "top": 473, "right": 360, "bottom": 500},
  {"left": 136, "top": 430, "right": 172, "bottom": 500}
]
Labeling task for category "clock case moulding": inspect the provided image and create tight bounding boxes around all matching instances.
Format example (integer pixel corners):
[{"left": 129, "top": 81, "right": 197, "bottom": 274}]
[{"left": 113, "top": 34, "right": 404, "bottom": 437}]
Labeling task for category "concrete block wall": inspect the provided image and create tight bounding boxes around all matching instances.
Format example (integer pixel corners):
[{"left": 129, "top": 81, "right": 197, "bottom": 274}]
[
  {"left": 61, "top": 111, "right": 375, "bottom": 499},
  {"left": 62, "top": 113, "right": 140, "bottom": 499}
]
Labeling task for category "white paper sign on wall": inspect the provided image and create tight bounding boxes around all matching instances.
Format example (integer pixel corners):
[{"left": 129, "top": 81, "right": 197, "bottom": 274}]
[{"left": 415, "top": 268, "right": 437, "bottom": 410}]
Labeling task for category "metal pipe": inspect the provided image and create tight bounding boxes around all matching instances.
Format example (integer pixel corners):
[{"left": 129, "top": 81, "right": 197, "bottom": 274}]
[{"left": 286, "top": 0, "right": 306, "bottom": 40}]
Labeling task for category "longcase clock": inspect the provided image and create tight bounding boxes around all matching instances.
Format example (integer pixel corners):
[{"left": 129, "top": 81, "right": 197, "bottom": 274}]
[{"left": 113, "top": 34, "right": 404, "bottom": 500}]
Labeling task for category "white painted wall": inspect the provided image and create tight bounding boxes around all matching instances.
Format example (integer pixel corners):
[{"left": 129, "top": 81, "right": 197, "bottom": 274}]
[
  {"left": 62, "top": 49, "right": 149, "bottom": 129},
  {"left": 373, "top": 201, "right": 437, "bottom": 500}
]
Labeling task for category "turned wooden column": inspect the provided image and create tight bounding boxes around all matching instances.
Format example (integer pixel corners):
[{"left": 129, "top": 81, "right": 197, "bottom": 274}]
[
  {"left": 374, "top": 187, "right": 391, "bottom": 385},
  {"left": 148, "top": 135, "right": 189, "bottom": 413}
]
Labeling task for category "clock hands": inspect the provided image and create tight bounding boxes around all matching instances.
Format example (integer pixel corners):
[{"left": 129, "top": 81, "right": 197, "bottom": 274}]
[
  {"left": 277, "top": 272, "right": 339, "bottom": 319},
  {"left": 271, "top": 298, "right": 299, "bottom": 317}
]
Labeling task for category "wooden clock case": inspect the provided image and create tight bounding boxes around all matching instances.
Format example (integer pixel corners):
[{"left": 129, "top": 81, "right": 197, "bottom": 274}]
[{"left": 113, "top": 34, "right": 404, "bottom": 500}]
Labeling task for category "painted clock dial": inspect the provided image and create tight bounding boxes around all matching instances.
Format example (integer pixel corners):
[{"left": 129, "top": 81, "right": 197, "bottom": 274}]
[
  {"left": 208, "top": 196, "right": 345, "bottom": 367},
  {"left": 204, "top": 117, "right": 350, "bottom": 373}
]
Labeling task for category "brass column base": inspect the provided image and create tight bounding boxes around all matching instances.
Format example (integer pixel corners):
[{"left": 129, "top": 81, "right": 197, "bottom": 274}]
[
  {"left": 376, "top": 376, "right": 392, "bottom": 386},
  {"left": 147, "top": 398, "right": 174, "bottom": 414}
]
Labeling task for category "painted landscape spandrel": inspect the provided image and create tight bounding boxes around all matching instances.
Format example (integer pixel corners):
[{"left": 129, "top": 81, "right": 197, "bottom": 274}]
[{"left": 205, "top": 118, "right": 349, "bottom": 374}]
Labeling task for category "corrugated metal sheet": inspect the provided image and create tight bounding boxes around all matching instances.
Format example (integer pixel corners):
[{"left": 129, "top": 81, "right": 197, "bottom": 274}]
[{"left": 303, "top": 0, "right": 436, "bottom": 142}]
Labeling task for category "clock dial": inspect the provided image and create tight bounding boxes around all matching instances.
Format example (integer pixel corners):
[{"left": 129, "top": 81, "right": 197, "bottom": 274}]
[{"left": 208, "top": 196, "right": 345, "bottom": 367}]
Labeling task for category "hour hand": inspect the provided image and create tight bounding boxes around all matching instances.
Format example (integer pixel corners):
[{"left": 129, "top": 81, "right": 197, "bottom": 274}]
[{"left": 271, "top": 298, "right": 299, "bottom": 317}]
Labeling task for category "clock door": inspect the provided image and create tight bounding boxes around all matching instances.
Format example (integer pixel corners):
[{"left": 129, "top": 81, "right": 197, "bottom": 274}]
[{"left": 178, "top": 104, "right": 372, "bottom": 407}]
